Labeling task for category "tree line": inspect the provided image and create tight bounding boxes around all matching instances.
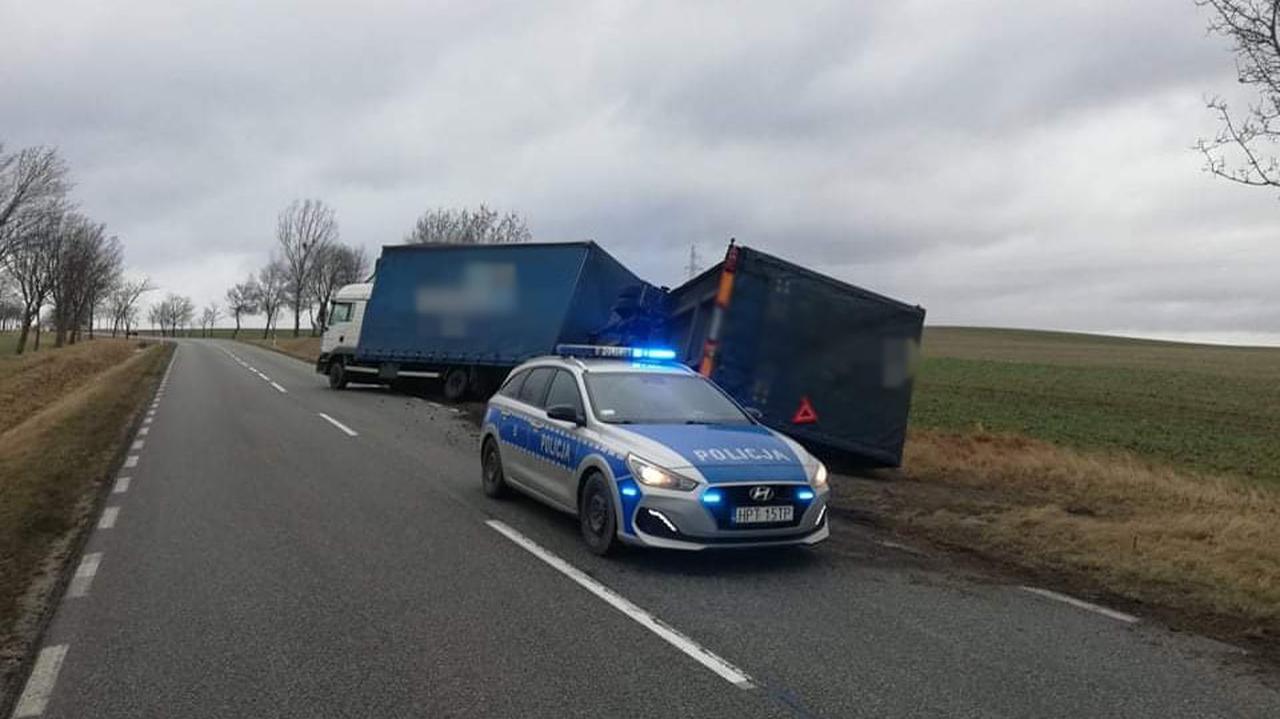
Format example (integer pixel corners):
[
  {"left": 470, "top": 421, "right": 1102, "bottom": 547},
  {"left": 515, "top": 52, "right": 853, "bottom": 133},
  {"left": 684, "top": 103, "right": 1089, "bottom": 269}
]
[
  {"left": 0, "top": 142, "right": 154, "bottom": 353},
  {"left": 5, "top": 140, "right": 536, "bottom": 346}
]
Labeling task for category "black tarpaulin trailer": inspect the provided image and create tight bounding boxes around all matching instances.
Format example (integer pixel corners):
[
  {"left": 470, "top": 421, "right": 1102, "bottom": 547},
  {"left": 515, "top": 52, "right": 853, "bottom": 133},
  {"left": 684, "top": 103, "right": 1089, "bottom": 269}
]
[{"left": 665, "top": 243, "right": 926, "bottom": 467}]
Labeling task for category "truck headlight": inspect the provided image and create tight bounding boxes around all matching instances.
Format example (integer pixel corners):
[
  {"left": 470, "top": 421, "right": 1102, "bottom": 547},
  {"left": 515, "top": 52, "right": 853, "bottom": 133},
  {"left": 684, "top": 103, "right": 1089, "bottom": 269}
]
[
  {"left": 626, "top": 454, "right": 698, "bottom": 491},
  {"left": 812, "top": 461, "right": 828, "bottom": 488}
]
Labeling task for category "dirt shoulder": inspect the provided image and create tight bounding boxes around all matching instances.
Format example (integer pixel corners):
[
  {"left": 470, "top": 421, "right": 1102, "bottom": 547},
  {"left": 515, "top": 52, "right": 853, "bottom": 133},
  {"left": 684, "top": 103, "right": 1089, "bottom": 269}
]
[
  {"left": 0, "top": 341, "right": 172, "bottom": 709},
  {"left": 832, "top": 429, "right": 1280, "bottom": 662}
]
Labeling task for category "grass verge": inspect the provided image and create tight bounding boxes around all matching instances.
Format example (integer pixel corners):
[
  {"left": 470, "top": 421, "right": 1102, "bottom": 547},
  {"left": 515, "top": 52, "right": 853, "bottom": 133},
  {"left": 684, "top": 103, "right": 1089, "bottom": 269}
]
[
  {"left": 834, "top": 429, "right": 1280, "bottom": 652},
  {"left": 0, "top": 342, "right": 171, "bottom": 705},
  {"left": 0, "top": 339, "right": 146, "bottom": 435},
  {"left": 237, "top": 336, "right": 321, "bottom": 364}
]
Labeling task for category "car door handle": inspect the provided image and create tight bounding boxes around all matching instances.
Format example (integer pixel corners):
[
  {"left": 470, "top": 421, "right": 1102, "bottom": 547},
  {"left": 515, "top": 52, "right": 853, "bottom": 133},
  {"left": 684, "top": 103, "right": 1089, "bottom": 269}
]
[{"left": 529, "top": 420, "right": 545, "bottom": 430}]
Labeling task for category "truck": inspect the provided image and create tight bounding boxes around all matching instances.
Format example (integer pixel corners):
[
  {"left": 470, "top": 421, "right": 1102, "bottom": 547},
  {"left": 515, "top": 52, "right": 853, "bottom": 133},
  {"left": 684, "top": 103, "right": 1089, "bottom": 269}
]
[
  {"left": 317, "top": 241, "right": 665, "bottom": 400},
  {"left": 665, "top": 242, "right": 925, "bottom": 467}
]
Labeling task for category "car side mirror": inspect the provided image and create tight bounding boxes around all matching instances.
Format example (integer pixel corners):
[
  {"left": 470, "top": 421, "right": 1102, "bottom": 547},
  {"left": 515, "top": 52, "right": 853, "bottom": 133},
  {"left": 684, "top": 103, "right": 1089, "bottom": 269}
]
[
  {"left": 547, "top": 404, "right": 585, "bottom": 426},
  {"left": 745, "top": 407, "right": 764, "bottom": 421}
]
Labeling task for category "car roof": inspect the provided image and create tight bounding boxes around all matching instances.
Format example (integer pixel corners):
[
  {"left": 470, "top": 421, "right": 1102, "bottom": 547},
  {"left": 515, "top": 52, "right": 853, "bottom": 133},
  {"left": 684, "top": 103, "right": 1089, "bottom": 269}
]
[{"left": 517, "top": 356, "right": 697, "bottom": 375}]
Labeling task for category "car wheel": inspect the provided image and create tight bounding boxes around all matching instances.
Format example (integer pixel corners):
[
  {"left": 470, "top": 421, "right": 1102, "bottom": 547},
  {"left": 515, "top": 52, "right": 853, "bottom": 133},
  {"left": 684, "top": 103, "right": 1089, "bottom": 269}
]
[
  {"left": 481, "top": 439, "right": 508, "bottom": 498},
  {"left": 328, "top": 360, "right": 348, "bottom": 389},
  {"left": 579, "top": 473, "right": 618, "bottom": 556}
]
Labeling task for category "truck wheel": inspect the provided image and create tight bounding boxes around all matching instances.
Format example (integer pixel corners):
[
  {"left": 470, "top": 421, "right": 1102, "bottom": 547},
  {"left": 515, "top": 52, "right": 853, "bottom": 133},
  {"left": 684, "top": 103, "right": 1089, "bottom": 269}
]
[
  {"left": 481, "top": 438, "right": 508, "bottom": 498},
  {"left": 443, "top": 367, "right": 469, "bottom": 402},
  {"left": 468, "top": 367, "right": 495, "bottom": 398},
  {"left": 328, "top": 360, "right": 348, "bottom": 389},
  {"left": 579, "top": 473, "right": 618, "bottom": 556}
]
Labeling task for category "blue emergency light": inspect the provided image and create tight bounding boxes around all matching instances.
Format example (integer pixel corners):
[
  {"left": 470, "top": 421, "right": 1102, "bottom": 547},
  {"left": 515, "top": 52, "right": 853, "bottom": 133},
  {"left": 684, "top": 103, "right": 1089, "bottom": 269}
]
[{"left": 555, "top": 344, "right": 677, "bottom": 361}]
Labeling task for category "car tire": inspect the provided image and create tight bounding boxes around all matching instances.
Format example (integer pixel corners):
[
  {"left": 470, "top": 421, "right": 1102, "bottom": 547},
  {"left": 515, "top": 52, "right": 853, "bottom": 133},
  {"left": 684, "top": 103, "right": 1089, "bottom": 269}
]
[
  {"left": 481, "top": 438, "right": 508, "bottom": 499},
  {"left": 328, "top": 359, "right": 348, "bottom": 389},
  {"left": 579, "top": 473, "right": 618, "bottom": 556}
]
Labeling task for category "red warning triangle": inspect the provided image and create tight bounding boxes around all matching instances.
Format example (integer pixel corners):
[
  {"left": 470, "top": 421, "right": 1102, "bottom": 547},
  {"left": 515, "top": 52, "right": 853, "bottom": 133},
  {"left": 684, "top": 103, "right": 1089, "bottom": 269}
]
[{"left": 791, "top": 396, "right": 819, "bottom": 424}]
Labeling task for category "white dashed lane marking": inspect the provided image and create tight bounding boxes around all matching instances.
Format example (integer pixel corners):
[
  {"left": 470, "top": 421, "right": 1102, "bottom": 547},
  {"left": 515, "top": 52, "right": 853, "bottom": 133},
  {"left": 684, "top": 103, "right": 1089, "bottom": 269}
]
[
  {"left": 131, "top": 440, "right": 144, "bottom": 451},
  {"left": 98, "top": 506, "right": 120, "bottom": 529},
  {"left": 12, "top": 645, "right": 69, "bottom": 717},
  {"left": 67, "top": 553, "right": 102, "bottom": 598},
  {"left": 270, "top": 382, "right": 287, "bottom": 393},
  {"left": 138, "top": 426, "right": 149, "bottom": 436},
  {"left": 318, "top": 413, "right": 358, "bottom": 437},
  {"left": 486, "top": 520, "right": 755, "bottom": 689},
  {"left": 112, "top": 476, "right": 131, "bottom": 494},
  {"left": 123, "top": 456, "right": 139, "bottom": 468}
]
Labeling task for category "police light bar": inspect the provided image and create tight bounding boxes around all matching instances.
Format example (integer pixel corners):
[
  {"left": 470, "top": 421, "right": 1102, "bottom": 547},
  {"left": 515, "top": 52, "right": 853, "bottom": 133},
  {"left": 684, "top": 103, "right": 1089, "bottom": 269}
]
[{"left": 555, "top": 344, "right": 678, "bottom": 361}]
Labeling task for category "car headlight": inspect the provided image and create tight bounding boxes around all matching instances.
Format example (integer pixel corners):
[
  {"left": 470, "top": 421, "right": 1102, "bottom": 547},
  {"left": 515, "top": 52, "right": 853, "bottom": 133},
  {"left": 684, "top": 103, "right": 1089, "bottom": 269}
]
[
  {"left": 626, "top": 454, "right": 699, "bottom": 491},
  {"left": 811, "top": 461, "right": 828, "bottom": 488}
]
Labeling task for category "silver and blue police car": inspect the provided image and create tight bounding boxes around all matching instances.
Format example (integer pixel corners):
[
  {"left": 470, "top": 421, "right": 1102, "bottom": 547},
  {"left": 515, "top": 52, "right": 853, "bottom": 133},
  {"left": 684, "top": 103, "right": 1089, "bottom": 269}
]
[{"left": 479, "top": 345, "right": 830, "bottom": 554}]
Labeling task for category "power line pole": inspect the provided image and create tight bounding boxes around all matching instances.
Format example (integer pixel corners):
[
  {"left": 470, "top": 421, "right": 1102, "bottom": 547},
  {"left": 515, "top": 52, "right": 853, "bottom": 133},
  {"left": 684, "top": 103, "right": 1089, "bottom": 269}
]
[{"left": 685, "top": 242, "right": 702, "bottom": 279}]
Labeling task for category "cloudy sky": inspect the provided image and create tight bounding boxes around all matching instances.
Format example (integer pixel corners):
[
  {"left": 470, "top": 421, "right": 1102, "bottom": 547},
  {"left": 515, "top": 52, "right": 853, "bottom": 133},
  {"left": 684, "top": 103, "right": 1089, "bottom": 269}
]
[{"left": 3, "top": 0, "right": 1278, "bottom": 344}]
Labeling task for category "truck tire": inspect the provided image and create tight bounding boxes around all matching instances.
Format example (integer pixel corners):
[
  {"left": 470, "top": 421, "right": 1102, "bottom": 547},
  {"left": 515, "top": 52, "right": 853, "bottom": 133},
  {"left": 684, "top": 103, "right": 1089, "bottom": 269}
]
[
  {"left": 443, "top": 367, "right": 469, "bottom": 402},
  {"left": 328, "top": 359, "right": 348, "bottom": 389}
]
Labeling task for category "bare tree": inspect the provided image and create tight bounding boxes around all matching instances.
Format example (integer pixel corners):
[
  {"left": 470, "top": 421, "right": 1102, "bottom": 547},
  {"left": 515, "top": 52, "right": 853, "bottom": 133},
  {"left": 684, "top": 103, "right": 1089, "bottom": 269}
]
[
  {"left": 0, "top": 144, "right": 71, "bottom": 265},
  {"left": 147, "top": 302, "right": 163, "bottom": 335},
  {"left": 107, "top": 277, "right": 156, "bottom": 337},
  {"left": 310, "top": 243, "right": 369, "bottom": 331},
  {"left": 225, "top": 276, "right": 260, "bottom": 339},
  {"left": 199, "top": 303, "right": 221, "bottom": 337},
  {"left": 0, "top": 280, "right": 21, "bottom": 331},
  {"left": 146, "top": 294, "right": 193, "bottom": 337},
  {"left": 1196, "top": 1, "right": 1280, "bottom": 189},
  {"left": 404, "top": 204, "right": 532, "bottom": 245},
  {"left": 257, "top": 259, "right": 289, "bottom": 339},
  {"left": 276, "top": 199, "right": 337, "bottom": 337},
  {"left": 46, "top": 214, "right": 109, "bottom": 346},
  {"left": 2, "top": 208, "right": 61, "bottom": 353}
]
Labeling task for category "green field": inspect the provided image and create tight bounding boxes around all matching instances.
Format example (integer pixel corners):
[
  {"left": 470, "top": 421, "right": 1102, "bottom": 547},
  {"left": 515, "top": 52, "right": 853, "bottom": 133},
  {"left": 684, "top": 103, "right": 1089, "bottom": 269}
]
[{"left": 913, "top": 327, "right": 1280, "bottom": 485}]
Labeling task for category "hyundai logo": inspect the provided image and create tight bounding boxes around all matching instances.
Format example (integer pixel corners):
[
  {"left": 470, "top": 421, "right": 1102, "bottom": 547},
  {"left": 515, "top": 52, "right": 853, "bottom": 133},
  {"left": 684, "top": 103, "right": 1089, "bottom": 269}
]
[{"left": 749, "top": 486, "right": 774, "bottom": 502}]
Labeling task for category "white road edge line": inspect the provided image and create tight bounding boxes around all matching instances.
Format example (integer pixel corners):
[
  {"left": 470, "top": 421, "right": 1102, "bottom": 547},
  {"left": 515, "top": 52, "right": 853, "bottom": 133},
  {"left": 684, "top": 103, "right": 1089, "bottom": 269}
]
[
  {"left": 12, "top": 644, "right": 69, "bottom": 717},
  {"left": 67, "top": 552, "right": 102, "bottom": 598},
  {"left": 270, "top": 382, "right": 287, "bottom": 393},
  {"left": 1020, "top": 586, "right": 1139, "bottom": 624},
  {"left": 112, "top": 477, "right": 131, "bottom": 494},
  {"left": 98, "top": 507, "right": 119, "bottom": 529},
  {"left": 485, "top": 519, "right": 755, "bottom": 689},
  {"left": 317, "top": 413, "right": 358, "bottom": 437}
]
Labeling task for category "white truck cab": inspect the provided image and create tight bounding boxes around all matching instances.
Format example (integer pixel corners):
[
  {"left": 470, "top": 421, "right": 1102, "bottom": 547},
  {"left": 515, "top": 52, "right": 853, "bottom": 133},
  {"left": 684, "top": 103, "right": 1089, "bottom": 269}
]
[{"left": 318, "top": 283, "right": 371, "bottom": 385}]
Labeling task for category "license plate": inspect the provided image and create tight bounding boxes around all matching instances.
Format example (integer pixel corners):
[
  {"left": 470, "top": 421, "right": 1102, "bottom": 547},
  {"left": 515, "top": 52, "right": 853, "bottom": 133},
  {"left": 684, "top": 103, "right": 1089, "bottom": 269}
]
[{"left": 733, "top": 505, "right": 794, "bottom": 524}]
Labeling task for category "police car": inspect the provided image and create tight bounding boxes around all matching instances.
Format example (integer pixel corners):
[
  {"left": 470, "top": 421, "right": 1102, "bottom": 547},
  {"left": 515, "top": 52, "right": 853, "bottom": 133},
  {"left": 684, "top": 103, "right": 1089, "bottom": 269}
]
[{"left": 479, "top": 345, "right": 830, "bottom": 554}]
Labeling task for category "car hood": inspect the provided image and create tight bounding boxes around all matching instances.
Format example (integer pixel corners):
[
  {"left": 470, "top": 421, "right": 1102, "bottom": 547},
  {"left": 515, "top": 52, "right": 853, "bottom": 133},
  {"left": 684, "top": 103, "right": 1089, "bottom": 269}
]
[{"left": 621, "top": 423, "right": 810, "bottom": 484}]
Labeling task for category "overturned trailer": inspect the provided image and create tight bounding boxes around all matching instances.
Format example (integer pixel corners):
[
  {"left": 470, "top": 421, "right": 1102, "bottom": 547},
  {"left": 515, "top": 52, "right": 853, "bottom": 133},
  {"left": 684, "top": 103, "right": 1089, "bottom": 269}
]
[{"left": 666, "top": 243, "right": 925, "bottom": 467}]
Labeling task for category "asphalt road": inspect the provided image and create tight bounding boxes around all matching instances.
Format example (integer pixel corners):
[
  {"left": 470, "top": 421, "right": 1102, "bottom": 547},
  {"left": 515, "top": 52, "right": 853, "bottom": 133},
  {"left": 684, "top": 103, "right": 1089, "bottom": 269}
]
[{"left": 15, "top": 339, "right": 1280, "bottom": 718}]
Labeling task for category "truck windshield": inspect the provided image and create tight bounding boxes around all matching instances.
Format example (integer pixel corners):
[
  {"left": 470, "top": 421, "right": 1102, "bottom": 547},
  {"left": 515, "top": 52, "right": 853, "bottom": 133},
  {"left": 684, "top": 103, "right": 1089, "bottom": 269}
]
[{"left": 584, "top": 372, "right": 751, "bottom": 425}]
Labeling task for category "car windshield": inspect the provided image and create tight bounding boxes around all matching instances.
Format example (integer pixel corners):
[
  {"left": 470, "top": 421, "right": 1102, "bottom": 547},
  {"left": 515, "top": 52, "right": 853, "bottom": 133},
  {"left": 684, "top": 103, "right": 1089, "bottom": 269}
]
[{"left": 584, "top": 372, "right": 751, "bottom": 424}]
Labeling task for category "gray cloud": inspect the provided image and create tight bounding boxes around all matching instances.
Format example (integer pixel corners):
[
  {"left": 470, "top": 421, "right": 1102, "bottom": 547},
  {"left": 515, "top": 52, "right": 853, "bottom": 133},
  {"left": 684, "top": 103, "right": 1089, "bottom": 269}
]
[{"left": 2, "top": 0, "right": 1276, "bottom": 344}]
